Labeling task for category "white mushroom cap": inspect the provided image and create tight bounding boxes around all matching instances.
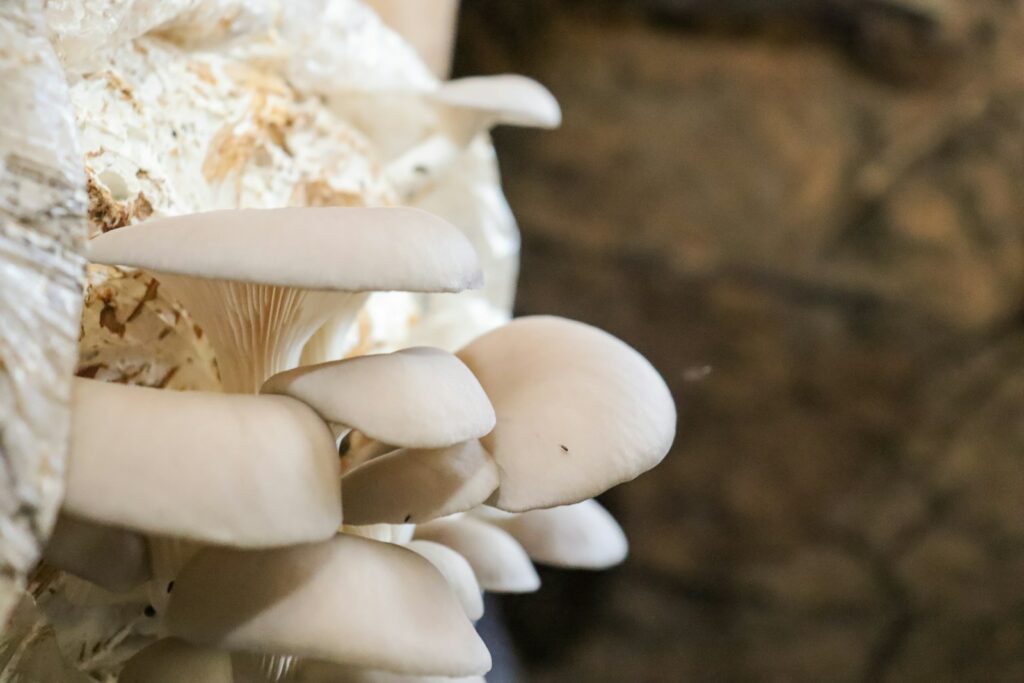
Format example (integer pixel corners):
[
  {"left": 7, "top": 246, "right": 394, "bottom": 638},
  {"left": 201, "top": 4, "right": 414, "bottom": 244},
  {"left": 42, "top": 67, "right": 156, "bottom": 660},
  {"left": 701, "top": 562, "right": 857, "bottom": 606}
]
[
  {"left": 87, "top": 208, "right": 481, "bottom": 392},
  {"left": 431, "top": 75, "right": 562, "bottom": 129},
  {"left": 457, "top": 316, "right": 676, "bottom": 511},
  {"left": 475, "top": 500, "right": 628, "bottom": 570},
  {"left": 120, "top": 640, "right": 233, "bottom": 683},
  {"left": 66, "top": 379, "right": 341, "bottom": 547},
  {"left": 43, "top": 514, "right": 150, "bottom": 592},
  {"left": 342, "top": 441, "right": 498, "bottom": 525},
  {"left": 262, "top": 347, "right": 495, "bottom": 448},
  {"left": 406, "top": 540, "right": 484, "bottom": 621},
  {"left": 86, "top": 207, "right": 480, "bottom": 293},
  {"left": 166, "top": 535, "right": 491, "bottom": 677},
  {"left": 414, "top": 516, "right": 539, "bottom": 594}
]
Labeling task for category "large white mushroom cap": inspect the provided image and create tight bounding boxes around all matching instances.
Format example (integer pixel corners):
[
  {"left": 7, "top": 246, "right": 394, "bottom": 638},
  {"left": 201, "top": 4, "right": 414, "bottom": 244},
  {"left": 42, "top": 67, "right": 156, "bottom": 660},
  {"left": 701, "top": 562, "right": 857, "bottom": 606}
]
[
  {"left": 166, "top": 535, "right": 491, "bottom": 677},
  {"left": 262, "top": 347, "right": 495, "bottom": 448},
  {"left": 87, "top": 207, "right": 482, "bottom": 392},
  {"left": 405, "top": 539, "right": 484, "bottom": 621},
  {"left": 66, "top": 378, "right": 341, "bottom": 547},
  {"left": 458, "top": 316, "right": 676, "bottom": 511}
]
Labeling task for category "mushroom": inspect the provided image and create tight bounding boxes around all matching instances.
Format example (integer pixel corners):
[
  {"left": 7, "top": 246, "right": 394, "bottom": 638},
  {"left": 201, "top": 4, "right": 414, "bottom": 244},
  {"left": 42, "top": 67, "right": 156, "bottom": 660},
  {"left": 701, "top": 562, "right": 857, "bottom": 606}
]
[
  {"left": 474, "top": 500, "right": 629, "bottom": 570},
  {"left": 42, "top": 514, "right": 151, "bottom": 592},
  {"left": 385, "top": 76, "right": 560, "bottom": 201},
  {"left": 414, "top": 516, "right": 539, "bottom": 594},
  {"left": 341, "top": 441, "right": 498, "bottom": 526},
  {"left": 405, "top": 539, "right": 484, "bottom": 621},
  {"left": 66, "top": 377, "right": 341, "bottom": 616},
  {"left": 87, "top": 207, "right": 481, "bottom": 392},
  {"left": 165, "top": 534, "right": 491, "bottom": 677},
  {"left": 262, "top": 347, "right": 495, "bottom": 449},
  {"left": 457, "top": 316, "right": 676, "bottom": 512},
  {"left": 66, "top": 378, "right": 341, "bottom": 548}
]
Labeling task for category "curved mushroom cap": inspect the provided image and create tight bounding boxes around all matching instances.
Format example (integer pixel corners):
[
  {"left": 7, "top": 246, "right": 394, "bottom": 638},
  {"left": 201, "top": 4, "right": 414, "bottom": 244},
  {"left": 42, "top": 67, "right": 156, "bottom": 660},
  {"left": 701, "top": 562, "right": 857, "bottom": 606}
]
[
  {"left": 342, "top": 441, "right": 498, "bottom": 525},
  {"left": 43, "top": 514, "right": 151, "bottom": 592},
  {"left": 120, "top": 640, "right": 233, "bottom": 683},
  {"left": 262, "top": 347, "right": 495, "bottom": 448},
  {"left": 476, "top": 500, "right": 628, "bottom": 570},
  {"left": 457, "top": 316, "right": 676, "bottom": 511},
  {"left": 406, "top": 540, "right": 484, "bottom": 621},
  {"left": 414, "top": 517, "right": 539, "bottom": 594},
  {"left": 87, "top": 207, "right": 481, "bottom": 293},
  {"left": 432, "top": 75, "right": 561, "bottom": 129},
  {"left": 166, "top": 535, "right": 491, "bottom": 677},
  {"left": 66, "top": 379, "right": 341, "bottom": 546},
  {"left": 298, "top": 660, "right": 486, "bottom": 683}
]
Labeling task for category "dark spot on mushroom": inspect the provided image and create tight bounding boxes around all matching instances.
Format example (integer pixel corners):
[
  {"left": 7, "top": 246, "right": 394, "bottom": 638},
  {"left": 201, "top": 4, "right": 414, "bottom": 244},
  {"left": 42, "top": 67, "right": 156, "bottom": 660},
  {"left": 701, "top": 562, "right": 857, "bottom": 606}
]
[
  {"left": 337, "top": 432, "right": 352, "bottom": 456},
  {"left": 560, "top": 444, "right": 569, "bottom": 453},
  {"left": 171, "top": 129, "right": 178, "bottom": 138},
  {"left": 414, "top": 165, "right": 428, "bottom": 175},
  {"left": 143, "top": 605, "right": 156, "bottom": 617},
  {"left": 166, "top": 581, "right": 174, "bottom": 593},
  {"left": 404, "top": 514, "right": 412, "bottom": 523}
]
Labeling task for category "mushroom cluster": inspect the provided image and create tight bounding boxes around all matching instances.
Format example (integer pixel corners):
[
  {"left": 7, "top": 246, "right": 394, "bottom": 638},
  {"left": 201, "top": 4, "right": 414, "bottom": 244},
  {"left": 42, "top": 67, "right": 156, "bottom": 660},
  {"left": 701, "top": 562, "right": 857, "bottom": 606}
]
[{"left": 9, "top": 2, "right": 677, "bottom": 681}]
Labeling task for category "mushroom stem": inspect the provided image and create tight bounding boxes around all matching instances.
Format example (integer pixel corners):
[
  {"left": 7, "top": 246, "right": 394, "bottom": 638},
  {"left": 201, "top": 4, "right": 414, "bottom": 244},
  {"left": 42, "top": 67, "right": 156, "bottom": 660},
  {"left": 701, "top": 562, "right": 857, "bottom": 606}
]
[{"left": 155, "top": 276, "right": 366, "bottom": 393}]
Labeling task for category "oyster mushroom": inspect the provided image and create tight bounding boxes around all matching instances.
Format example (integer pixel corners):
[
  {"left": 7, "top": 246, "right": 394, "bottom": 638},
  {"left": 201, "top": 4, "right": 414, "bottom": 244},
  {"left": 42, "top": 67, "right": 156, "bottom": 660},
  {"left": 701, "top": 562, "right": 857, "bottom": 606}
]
[
  {"left": 386, "top": 76, "right": 561, "bottom": 201},
  {"left": 475, "top": 499, "right": 629, "bottom": 570},
  {"left": 262, "top": 346, "right": 494, "bottom": 449},
  {"left": 341, "top": 441, "right": 498, "bottom": 526},
  {"left": 414, "top": 516, "right": 539, "bottom": 594},
  {"left": 66, "top": 378, "right": 340, "bottom": 548},
  {"left": 65, "top": 378, "right": 340, "bottom": 614},
  {"left": 165, "top": 534, "right": 491, "bottom": 677},
  {"left": 457, "top": 316, "right": 677, "bottom": 511},
  {"left": 87, "top": 207, "right": 481, "bottom": 393}
]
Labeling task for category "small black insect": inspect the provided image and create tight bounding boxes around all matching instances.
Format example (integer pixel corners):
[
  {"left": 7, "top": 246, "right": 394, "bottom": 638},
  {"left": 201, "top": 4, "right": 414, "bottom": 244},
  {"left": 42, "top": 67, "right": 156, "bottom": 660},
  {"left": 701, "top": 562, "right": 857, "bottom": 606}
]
[
  {"left": 166, "top": 581, "right": 175, "bottom": 593},
  {"left": 404, "top": 514, "right": 412, "bottom": 523},
  {"left": 560, "top": 444, "right": 569, "bottom": 453}
]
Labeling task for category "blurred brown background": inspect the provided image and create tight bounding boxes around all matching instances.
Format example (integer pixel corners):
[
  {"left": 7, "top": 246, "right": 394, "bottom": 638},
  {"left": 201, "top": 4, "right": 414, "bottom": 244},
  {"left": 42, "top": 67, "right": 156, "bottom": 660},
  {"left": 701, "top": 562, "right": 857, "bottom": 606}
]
[{"left": 455, "top": 1, "right": 1024, "bottom": 681}]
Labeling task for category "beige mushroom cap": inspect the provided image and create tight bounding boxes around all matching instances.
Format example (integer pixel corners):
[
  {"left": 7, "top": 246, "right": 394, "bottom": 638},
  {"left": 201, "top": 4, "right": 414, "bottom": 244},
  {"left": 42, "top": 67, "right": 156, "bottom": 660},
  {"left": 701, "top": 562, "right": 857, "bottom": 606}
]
[
  {"left": 262, "top": 347, "right": 495, "bottom": 448},
  {"left": 66, "top": 379, "right": 341, "bottom": 547},
  {"left": 166, "top": 535, "right": 491, "bottom": 677},
  {"left": 120, "top": 640, "right": 233, "bottom": 683},
  {"left": 432, "top": 75, "right": 562, "bottom": 129},
  {"left": 43, "top": 514, "right": 151, "bottom": 592},
  {"left": 406, "top": 540, "right": 484, "bottom": 621},
  {"left": 415, "top": 516, "right": 539, "bottom": 594},
  {"left": 458, "top": 316, "right": 676, "bottom": 511},
  {"left": 87, "top": 207, "right": 481, "bottom": 293},
  {"left": 342, "top": 441, "right": 498, "bottom": 525},
  {"left": 476, "top": 500, "right": 628, "bottom": 570}
]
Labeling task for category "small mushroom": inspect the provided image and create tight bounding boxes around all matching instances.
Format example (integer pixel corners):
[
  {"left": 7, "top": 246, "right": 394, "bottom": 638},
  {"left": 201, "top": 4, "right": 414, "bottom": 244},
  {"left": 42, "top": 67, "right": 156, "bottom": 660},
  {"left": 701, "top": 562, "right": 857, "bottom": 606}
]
[
  {"left": 87, "top": 207, "right": 481, "bottom": 392},
  {"left": 165, "top": 534, "right": 491, "bottom": 677},
  {"left": 457, "top": 316, "right": 676, "bottom": 512},
  {"left": 475, "top": 500, "right": 628, "bottom": 570},
  {"left": 341, "top": 441, "right": 498, "bottom": 526},
  {"left": 414, "top": 516, "right": 539, "bottom": 594},
  {"left": 430, "top": 75, "right": 562, "bottom": 129},
  {"left": 66, "top": 378, "right": 341, "bottom": 547},
  {"left": 405, "top": 539, "right": 484, "bottom": 621},
  {"left": 43, "top": 514, "right": 151, "bottom": 592},
  {"left": 262, "top": 347, "right": 495, "bottom": 448}
]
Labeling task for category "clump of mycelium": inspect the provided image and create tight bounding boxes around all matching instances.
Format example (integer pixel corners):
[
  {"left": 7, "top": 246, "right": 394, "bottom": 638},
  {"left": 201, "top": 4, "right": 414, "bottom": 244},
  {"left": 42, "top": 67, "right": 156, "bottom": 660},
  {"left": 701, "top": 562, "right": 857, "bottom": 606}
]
[{"left": 2, "top": 1, "right": 679, "bottom": 681}]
